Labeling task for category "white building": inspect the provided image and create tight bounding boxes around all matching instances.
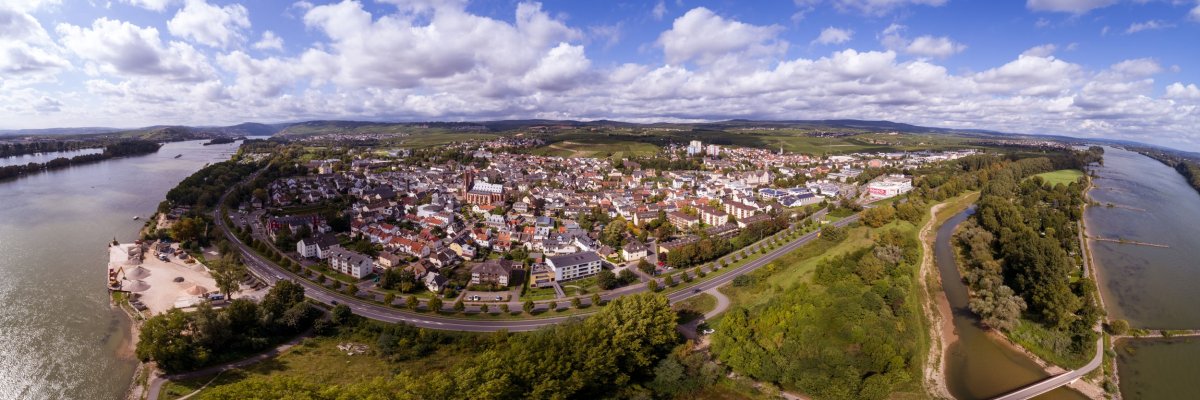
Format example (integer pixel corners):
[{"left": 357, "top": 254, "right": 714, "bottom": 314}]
[
  {"left": 325, "top": 245, "right": 375, "bottom": 279},
  {"left": 866, "top": 175, "right": 913, "bottom": 199},
  {"left": 546, "top": 252, "right": 603, "bottom": 281},
  {"left": 687, "top": 140, "right": 703, "bottom": 156}
]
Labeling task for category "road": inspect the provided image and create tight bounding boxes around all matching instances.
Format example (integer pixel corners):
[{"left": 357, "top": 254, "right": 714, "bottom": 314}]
[
  {"left": 990, "top": 335, "right": 1103, "bottom": 400},
  {"left": 215, "top": 170, "right": 858, "bottom": 332}
]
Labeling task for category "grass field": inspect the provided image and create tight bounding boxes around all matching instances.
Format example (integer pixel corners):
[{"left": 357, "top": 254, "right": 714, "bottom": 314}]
[
  {"left": 674, "top": 292, "right": 717, "bottom": 324},
  {"left": 161, "top": 334, "right": 472, "bottom": 399},
  {"left": 1031, "top": 169, "right": 1085, "bottom": 186}
]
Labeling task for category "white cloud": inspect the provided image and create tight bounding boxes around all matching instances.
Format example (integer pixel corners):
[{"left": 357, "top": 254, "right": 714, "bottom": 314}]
[
  {"left": 167, "top": 0, "right": 250, "bottom": 48},
  {"left": 879, "top": 25, "right": 964, "bottom": 58},
  {"left": 300, "top": 0, "right": 584, "bottom": 95},
  {"left": 975, "top": 55, "right": 1081, "bottom": 96},
  {"left": 588, "top": 24, "right": 622, "bottom": 50},
  {"left": 253, "top": 30, "right": 283, "bottom": 51},
  {"left": 1022, "top": 44, "right": 1057, "bottom": 57},
  {"left": 813, "top": 26, "right": 853, "bottom": 45},
  {"left": 828, "top": 0, "right": 947, "bottom": 16},
  {"left": 1165, "top": 82, "right": 1200, "bottom": 100},
  {"left": 905, "top": 35, "right": 966, "bottom": 58},
  {"left": 1191, "top": 4, "right": 1200, "bottom": 22},
  {"left": 1109, "top": 58, "right": 1161, "bottom": 77},
  {"left": 56, "top": 17, "right": 214, "bottom": 82},
  {"left": 121, "top": 0, "right": 174, "bottom": 12},
  {"left": 658, "top": 8, "right": 786, "bottom": 65},
  {"left": 1125, "top": 20, "right": 1173, "bottom": 34},
  {"left": 0, "top": 6, "right": 69, "bottom": 78},
  {"left": 652, "top": 1, "right": 667, "bottom": 20},
  {"left": 1026, "top": 0, "right": 1116, "bottom": 14}
]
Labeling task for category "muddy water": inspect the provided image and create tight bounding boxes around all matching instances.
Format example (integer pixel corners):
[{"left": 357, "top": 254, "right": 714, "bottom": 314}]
[{"left": 936, "top": 207, "right": 1086, "bottom": 400}]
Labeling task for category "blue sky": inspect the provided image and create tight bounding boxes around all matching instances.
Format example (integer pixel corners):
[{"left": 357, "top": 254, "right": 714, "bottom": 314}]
[{"left": 2, "top": 0, "right": 1199, "bottom": 149}]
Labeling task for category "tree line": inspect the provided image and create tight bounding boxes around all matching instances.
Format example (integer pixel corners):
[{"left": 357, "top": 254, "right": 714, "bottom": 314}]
[
  {"left": 0, "top": 140, "right": 160, "bottom": 180},
  {"left": 0, "top": 140, "right": 102, "bottom": 157},
  {"left": 193, "top": 293, "right": 682, "bottom": 399},
  {"left": 663, "top": 214, "right": 791, "bottom": 268},
  {"left": 136, "top": 280, "right": 316, "bottom": 373}
]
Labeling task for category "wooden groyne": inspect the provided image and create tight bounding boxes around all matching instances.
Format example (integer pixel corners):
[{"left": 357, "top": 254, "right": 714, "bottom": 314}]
[{"left": 1091, "top": 237, "right": 1170, "bottom": 248}]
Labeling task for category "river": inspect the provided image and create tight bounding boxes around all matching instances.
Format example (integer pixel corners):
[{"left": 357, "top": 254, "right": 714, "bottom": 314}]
[
  {"left": 0, "top": 139, "right": 246, "bottom": 400},
  {"left": 0, "top": 148, "right": 104, "bottom": 167},
  {"left": 1083, "top": 146, "right": 1200, "bottom": 399},
  {"left": 935, "top": 207, "right": 1086, "bottom": 400}
]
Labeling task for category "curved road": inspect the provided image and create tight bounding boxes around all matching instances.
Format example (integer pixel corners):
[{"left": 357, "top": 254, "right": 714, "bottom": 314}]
[{"left": 215, "top": 176, "right": 859, "bottom": 332}]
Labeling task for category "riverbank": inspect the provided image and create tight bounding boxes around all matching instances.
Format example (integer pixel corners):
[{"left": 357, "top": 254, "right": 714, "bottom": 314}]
[{"left": 921, "top": 192, "right": 982, "bottom": 399}]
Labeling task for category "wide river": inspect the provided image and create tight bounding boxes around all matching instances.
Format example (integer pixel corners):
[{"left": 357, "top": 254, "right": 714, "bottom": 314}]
[
  {"left": 0, "top": 140, "right": 244, "bottom": 400},
  {"left": 1084, "top": 146, "right": 1200, "bottom": 399}
]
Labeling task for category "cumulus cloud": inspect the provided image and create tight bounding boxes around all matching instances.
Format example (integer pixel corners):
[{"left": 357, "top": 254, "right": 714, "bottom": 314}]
[
  {"left": 1022, "top": 44, "right": 1057, "bottom": 57},
  {"left": 56, "top": 17, "right": 214, "bottom": 81},
  {"left": 253, "top": 30, "right": 283, "bottom": 51},
  {"left": 878, "top": 24, "right": 964, "bottom": 58},
  {"left": 121, "top": 0, "right": 174, "bottom": 12},
  {"left": 167, "top": 0, "right": 251, "bottom": 48},
  {"left": 975, "top": 55, "right": 1081, "bottom": 96},
  {"left": 0, "top": 6, "right": 69, "bottom": 78},
  {"left": 658, "top": 8, "right": 786, "bottom": 65},
  {"left": 905, "top": 35, "right": 966, "bottom": 58},
  {"left": 813, "top": 27, "right": 853, "bottom": 45},
  {"left": 1026, "top": 0, "right": 1116, "bottom": 14},
  {"left": 1125, "top": 20, "right": 1173, "bottom": 34},
  {"left": 300, "top": 0, "right": 584, "bottom": 96}
]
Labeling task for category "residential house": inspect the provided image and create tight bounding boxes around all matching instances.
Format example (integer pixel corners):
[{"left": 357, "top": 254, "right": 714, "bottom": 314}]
[
  {"left": 546, "top": 252, "right": 603, "bottom": 281},
  {"left": 326, "top": 245, "right": 374, "bottom": 279},
  {"left": 470, "top": 259, "right": 516, "bottom": 287}
]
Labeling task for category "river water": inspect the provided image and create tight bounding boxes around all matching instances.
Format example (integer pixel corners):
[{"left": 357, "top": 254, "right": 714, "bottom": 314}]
[
  {"left": 0, "top": 148, "right": 104, "bottom": 167},
  {"left": 936, "top": 207, "right": 1085, "bottom": 400},
  {"left": 1083, "top": 146, "right": 1200, "bottom": 399},
  {"left": 0, "top": 139, "right": 244, "bottom": 400}
]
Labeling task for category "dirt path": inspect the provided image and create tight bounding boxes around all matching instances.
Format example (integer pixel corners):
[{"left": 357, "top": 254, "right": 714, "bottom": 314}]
[{"left": 919, "top": 202, "right": 955, "bottom": 400}]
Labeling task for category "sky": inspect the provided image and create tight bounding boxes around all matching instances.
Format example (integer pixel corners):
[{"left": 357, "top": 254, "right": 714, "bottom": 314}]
[{"left": 1, "top": 0, "right": 1199, "bottom": 149}]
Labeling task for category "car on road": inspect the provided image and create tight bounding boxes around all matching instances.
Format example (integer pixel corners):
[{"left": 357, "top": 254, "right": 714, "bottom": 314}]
[
  {"left": 701, "top": 328, "right": 715, "bottom": 335},
  {"left": 331, "top": 300, "right": 339, "bottom": 306},
  {"left": 693, "top": 288, "right": 700, "bottom": 294},
  {"left": 495, "top": 295, "right": 503, "bottom": 301}
]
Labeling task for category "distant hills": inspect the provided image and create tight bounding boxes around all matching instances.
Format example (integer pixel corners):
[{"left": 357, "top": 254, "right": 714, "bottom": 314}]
[{"left": 4, "top": 118, "right": 1197, "bottom": 161}]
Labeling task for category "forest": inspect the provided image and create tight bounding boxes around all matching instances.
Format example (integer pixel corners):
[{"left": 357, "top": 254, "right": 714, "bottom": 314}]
[
  {"left": 0, "top": 140, "right": 160, "bottom": 180},
  {"left": 712, "top": 229, "right": 923, "bottom": 400},
  {"left": 0, "top": 139, "right": 102, "bottom": 157},
  {"left": 956, "top": 155, "right": 1100, "bottom": 363}
]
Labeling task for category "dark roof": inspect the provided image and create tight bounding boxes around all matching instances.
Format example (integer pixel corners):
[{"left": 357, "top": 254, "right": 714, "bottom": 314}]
[
  {"left": 471, "top": 259, "right": 515, "bottom": 275},
  {"left": 547, "top": 251, "right": 602, "bottom": 267}
]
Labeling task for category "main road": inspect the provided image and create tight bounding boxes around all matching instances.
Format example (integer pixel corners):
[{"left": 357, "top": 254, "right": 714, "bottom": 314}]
[{"left": 214, "top": 170, "right": 859, "bottom": 331}]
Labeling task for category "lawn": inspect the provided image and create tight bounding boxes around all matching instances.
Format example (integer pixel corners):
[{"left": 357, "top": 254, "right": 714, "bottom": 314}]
[
  {"left": 1031, "top": 169, "right": 1085, "bottom": 186},
  {"left": 522, "top": 285, "right": 559, "bottom": 301},
  {"left": 674, "top": 293, "right": 716, "bottom": 324}
]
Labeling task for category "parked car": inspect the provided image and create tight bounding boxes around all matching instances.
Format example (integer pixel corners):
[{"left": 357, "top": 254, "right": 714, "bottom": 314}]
[{"left": 701, "top": 328, "right": 715, "bottom": 335}]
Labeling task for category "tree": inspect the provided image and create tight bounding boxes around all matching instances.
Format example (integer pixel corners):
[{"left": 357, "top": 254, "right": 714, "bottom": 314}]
[
  {"left": 453, "top": 300, "right": 465, "bottom": 312},
  {"left": 331, "top": 304, "right": 353, "bottom": 325},
  {"left": 591, "top": 293, "right": 602, "bottom": 307},
  {"left": 523, "top": 300, "right": 535, "bottom": 314},
  {"left": 548, "top": 301, "right": 558, "bottom": 311},
  {"left": 405, "top": 295, "right": 418, "bottom": 310},
  {"left": 571, "top": 297, "right": 582, "bottom": 308},
  {"left": 384, "top": 293, "right": 396, "bottom": 305},
  {"left": 136, "top": 309, "right": 200, "bottom": 372},
  {"left": 617, "top": 269, "right": 637, "bottom": 285},
  {"left": 428, "top": 297, "right": 443, "bottom": 312},
  {"left": 663, "top": 274, "right": 675, "bottom": 286},
  {"left": 638, "top": 259, "right": 655, "bottom": 275},
  {"left": 597, "top": 270, "right": 619, "bottom": 290},
  {"left": 480, "top": 304, "right": 489, "bottom": 313},
  {"left": 647, "top": 280, "right": 659, "bottom": 292},
  {"left": 1107, "top": 319, "right": 1130, "bottom": 335},
  {"left": 211, "top": 259, "right": 245, "bottom": 300},
  {"left": 500, "top": 303, "right": 510, "bottom": 313}
]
